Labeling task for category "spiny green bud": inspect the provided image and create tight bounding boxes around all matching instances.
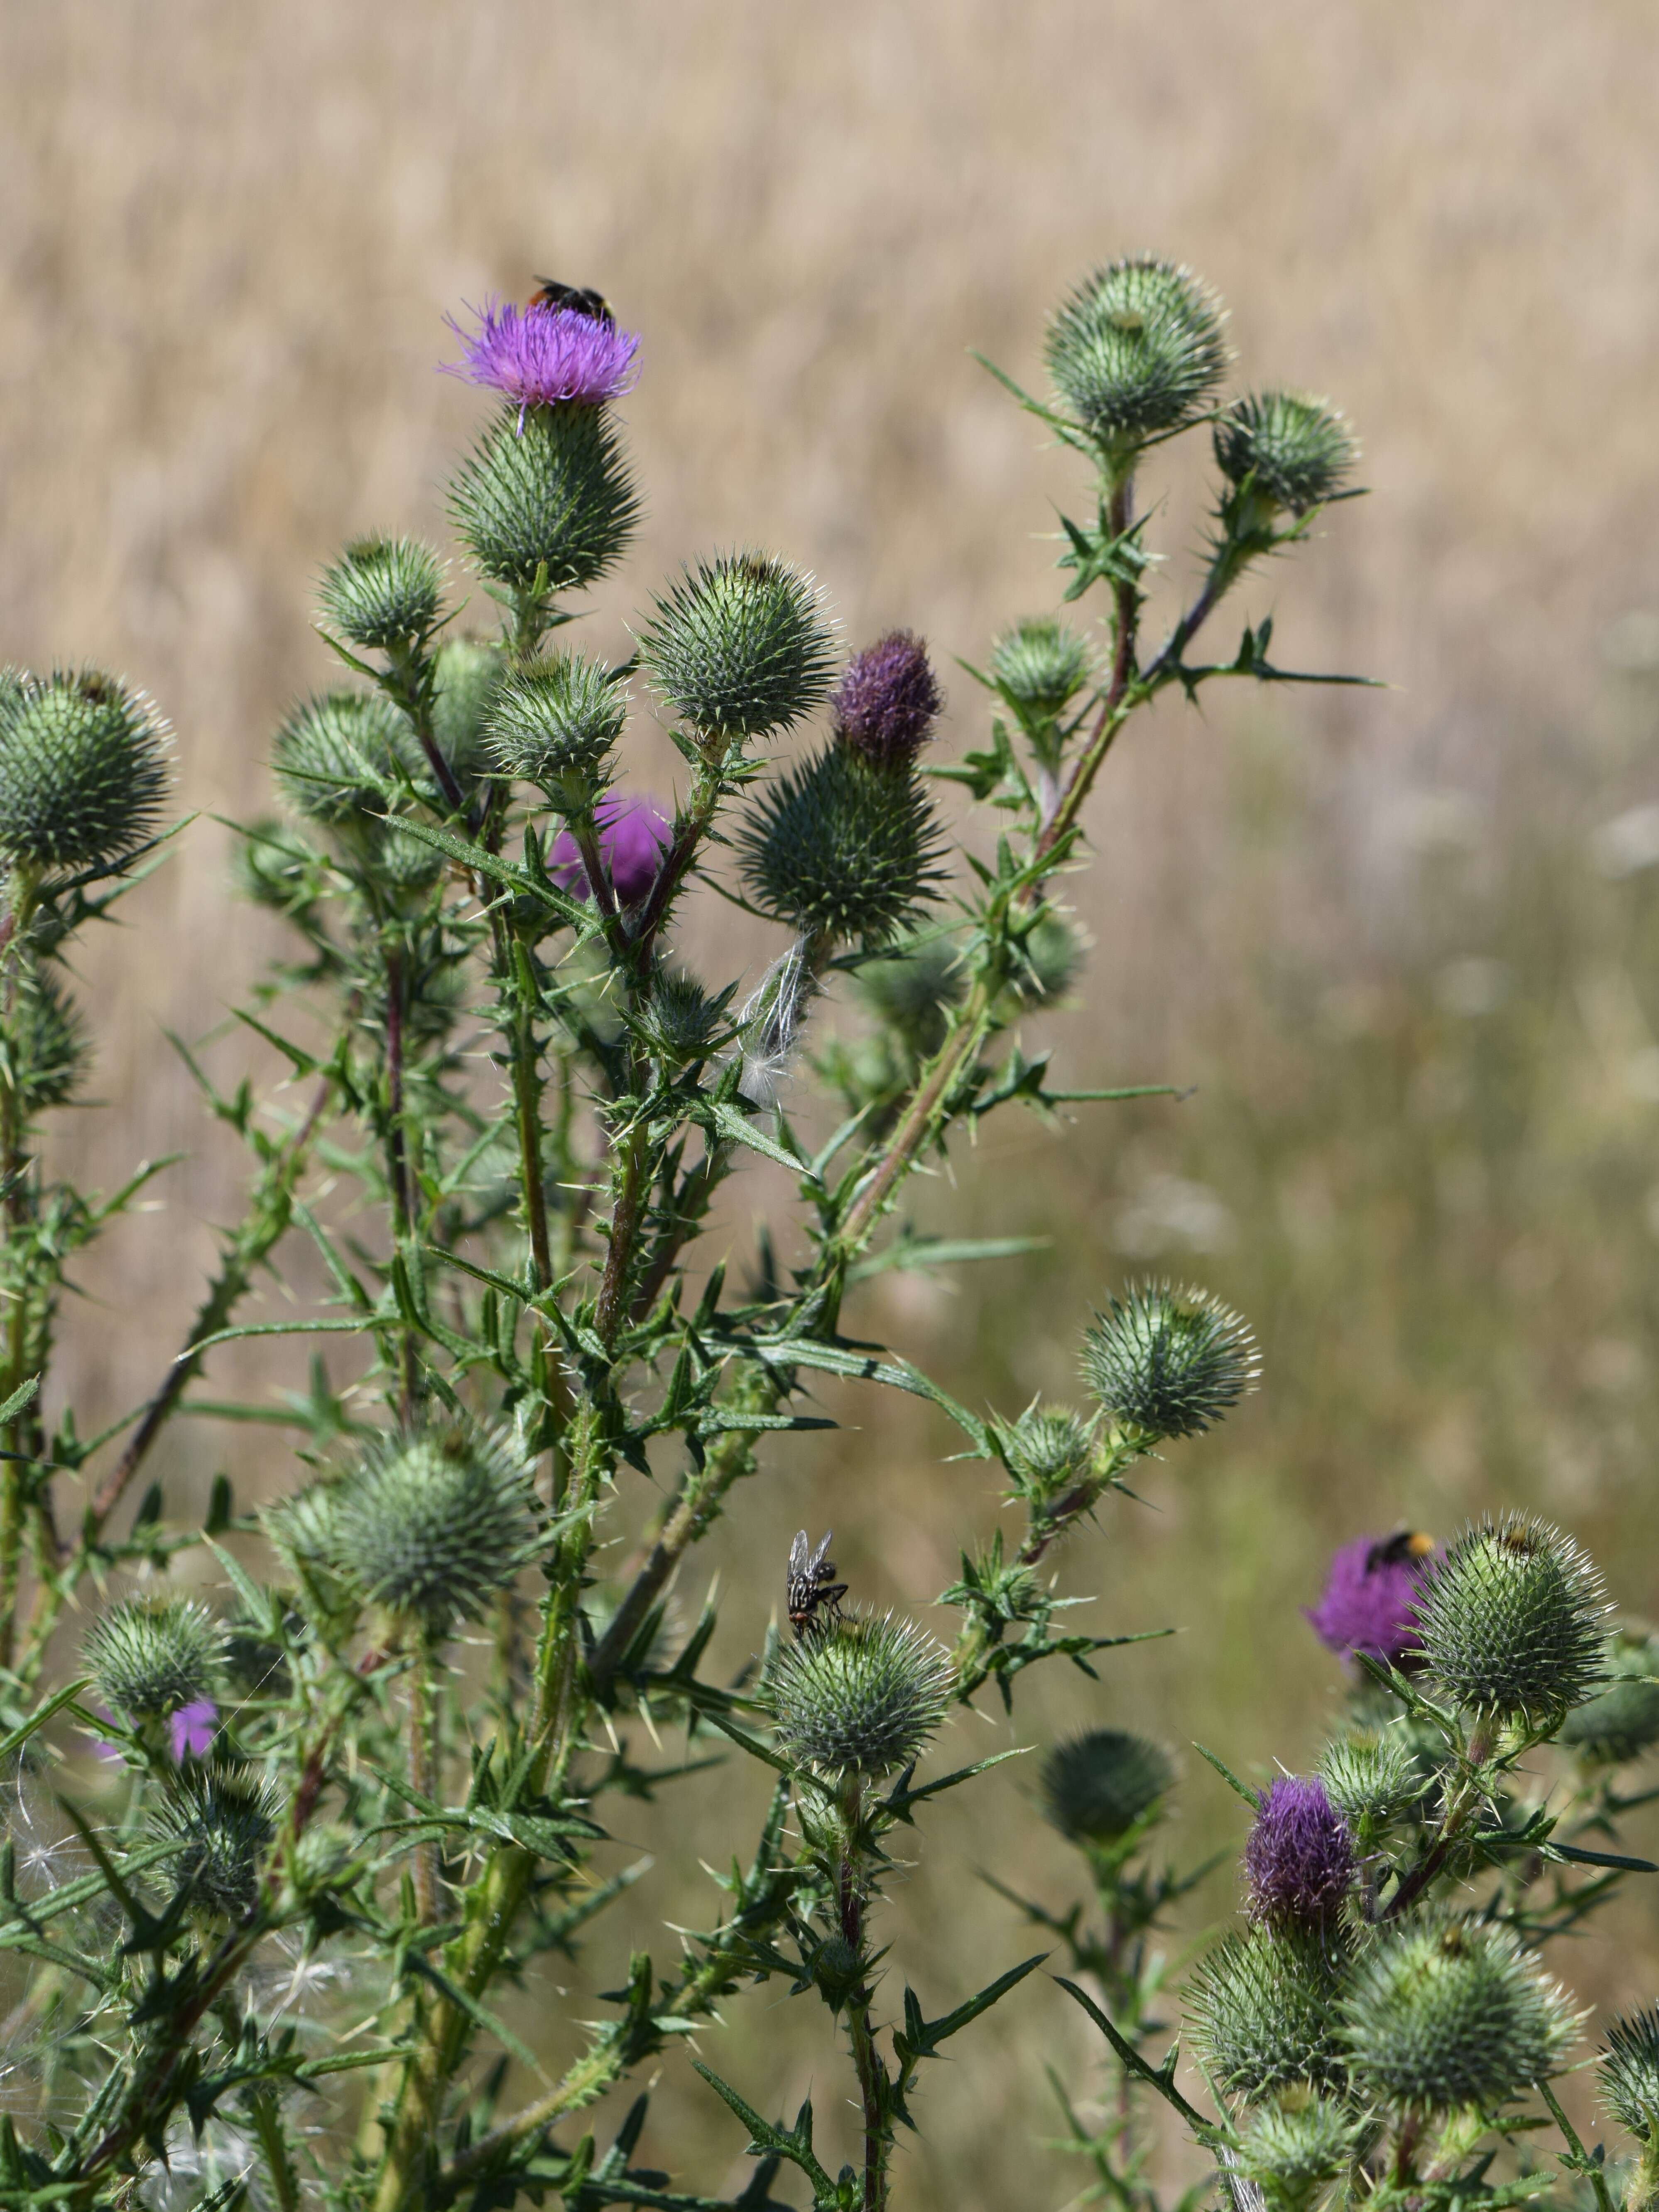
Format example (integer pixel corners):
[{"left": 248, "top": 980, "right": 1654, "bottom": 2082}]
[
  {"left": 429, "top": 637, "right": 507, "bottom": 789},
  {"left": 1214, "top": 392, "right": 1356, "bottom": 516},
  {"left": 1414, "top": 1513, "right": 1609, "bottom": 1725},
  {"left": 6, "top": 964, "right": 90, "bottom": 1112},
  {"left": 1342, "top": 1913, "right": 1580, "bottom": 2112},
  {"left": 638, "top": 552, "right": 836, "bottom": 741},
  {"left": 148, "top": 1763, "right": 279, "bottom": 1919},
  {"left": 1045, "top": 257, "right": 1229, "bottom": 468},
  {"left": 235, "top": 817, "right": 327, "bottom": 919},
  {"left": 1236, "top": 2091, "right": 1361, "bottom": 2210},
  {"left": 485, "top": 651, "right": 627, "bottom": 808},
  {"left": 1601, "top": 2009, "right": 1659, "bottom": 2143},
  {"left": 1316, "top": 1733, "right": 1419, "bottom": 1841},
  {"left": 1005, "top": 909, "right": 1084, "bottom": 1009},
  {"left": 1185, "top": 1925, "right": 1346, "bottom": 2102},
  {"left": 449, "top": 402, "right": 639, "bottom": 593},
  {"left": 368, "top": 818, "right": 446, "bottom": 908},
  {"left": 1080, "top": 1281, "right": 1259, "bottom": 1443},
  {"left": 0, "top": 668, "right": 170, "bottom": 873},
  {"left": 319, "top": 535, "right": 444, "bottom": 649},
  {"left": 990, "top": 617, "right": 1093, "bottom": 723},
  {"left": 1558, "top": 1630, "right": 1659, "bottom": 1764},
  {"left": 853, "top": 932, "right": 966, "bottom": 1048},
  {"left": 737, "top": 742, "right": 943, "bottom": 950},
  {"left": 1039, "top": 1727, "right": 1174, "bottom": 1846},
  {"left": 768, "top": 1608, "right": 951, "bottom": 1784},
  {"left": 328, "top": 1419, "right": 544, "bottom": 1636},
  {"left": 85, "top": 1595, "right": 222, "bottom": 1720},
  {"left": 995, "top": 1404, "right": 1098, "bottom": 1505},
  {"left": 635, "top": 970, "right": 733, "bottom": 1066},
  {"left": 271, "top": 690, "right": 415, "bottom": 832}
]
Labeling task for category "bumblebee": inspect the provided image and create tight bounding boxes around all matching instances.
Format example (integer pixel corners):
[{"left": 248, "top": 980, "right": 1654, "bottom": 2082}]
[
  {"left": 530, "top": 277, "right": 615, "bottom": 327},
  {"left": 1367, "top": 1529, "right": 1435, "bottom": 1572},
  {"left": 786, "top": 1529, "right": 847, "bottom": 1641}
]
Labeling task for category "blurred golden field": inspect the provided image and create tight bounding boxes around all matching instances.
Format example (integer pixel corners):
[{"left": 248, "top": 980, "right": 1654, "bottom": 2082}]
[{"left": 7, "top": 3, "right": 1659, "bottom": 2206}]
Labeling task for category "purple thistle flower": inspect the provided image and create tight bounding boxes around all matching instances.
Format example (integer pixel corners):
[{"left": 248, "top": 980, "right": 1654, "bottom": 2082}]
[
  {"left": 168, "top": 1699, "right": 218, "bottom": 1762},
  {"left": 832, "top": 631, "right": 943, "bottom": 768},
  {"left": 1244, "top": 1775, "right": 1354, "bottom": 1925},
  {"left": 552, "top": 794, "right": 671, "bottom": 908},
  {"left": 1306, "top": 1532, "right": 1434, "bottom": 1666},
  {"left": 444, "top": 299, "right": 641, "bottom": 418}
]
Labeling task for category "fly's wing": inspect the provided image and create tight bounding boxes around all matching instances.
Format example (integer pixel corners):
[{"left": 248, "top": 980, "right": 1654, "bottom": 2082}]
[
  {"left": 807, "top": 1531, "right": 835, "bottom": 1580},
  {"left": 787, "top": 1530, "right": 811, "bottom": 1610}
]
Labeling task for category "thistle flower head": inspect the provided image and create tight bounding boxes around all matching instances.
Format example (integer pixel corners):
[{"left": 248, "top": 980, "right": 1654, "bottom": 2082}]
[
  {"left": 635, "top": 970, "right": 733, "bottom": 1065},
  {"left": 853, "top": 931, "right": 967, "bottom": 1046},
  {"left": 319, "top": 536, "right": 445, "bottom": 650},
  {"left": 1244, "top": 1777, "right": 1354, "bottom": 1927},
  {"left": 449, "top": 402, "right": 639, "bottom": 593},
  {"left": 638, "top": 553, "right": 836, "bottom": 742},
  {"left": 1306, "top": 1531, "right": 1434, "bottom": 1666},
  {"left": 1341, "top": 1913, "right": 1580, "bottom": 2112},
  {"left": 1045, "top": 256, "right": 1229, "bottom": 463},
  {"left": 485, "top": 651, "right": 628, "bottom": 808},
  {"left": 550, "top": 793, "right": 670, "bottom": 907},
  {"left": 445, "top": 297, "right": 641, "bottom": 412},
  {"left": 168, "top": 1700, "right": 219, "bottom": 1762},
  {"left": 1236, "top": 2092, "right": 1362, "bottom": 2207},
  {"left": 0, "top": 668, "right": 170, "bottom": 872},
  {"left": 271, "top": 690, "right": 416, "bottom": 831},
  {"left": 768, "top": 1608, "right": 951, "bottom": 1783},
  {"left": 996, "top": 1404, "right": 1098, "bottom": 1506},
  {"left": 1185, "top": 1925, "right": 1346, "bottom": 2102},
  {"left": 831, "top": 631, "right": 943, "bottom": 768},
  {"left": 85, "top": 1596, "right": 222, "bottom": 1722},
  {"left": 1214, "top": 392, "right": 1356, "bottom": 515},
  {"left": 10, "top": 964, "right": 91, "bottom": 1112},
  {"left": 736, "top": 740, "right": 944, "bottom": 950},
  {"left": 429, "top": 637, "right": 507, "bottom": 789},
  {"left": 1005, "top": 909, "right": 1084, "bottom": 1009},
  {"left": 147, "top": 1763, "right": 280, "bottom": 1919},
  {"left": 1414, "top": 1513, "right": 1610, "bottom": 1725},
  {"left": 1080, "top": 1281, "right": 1258, "bottom": 1443},
  {"left": 1560, "top": 1631, "right": 1659, "bottom": 1764},
  {"left": 990, "top": 616, "right": 1093, "bottom": 722},
  {"left": 1601, "top": 2008, "right": 1659, "bottom": 2144},
  {"left": 1039, "top": 1728, "right": 1174, "bottom": 1846},
  {"left": 328, "top": 1420, "right": 544, "bottom": 1637},
  {"left": 1316, "top": 1733, "right": 1419, "bottom": 1839}
]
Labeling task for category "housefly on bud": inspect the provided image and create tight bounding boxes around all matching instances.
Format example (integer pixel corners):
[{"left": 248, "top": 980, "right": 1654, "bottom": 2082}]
[{"left": 786, "top": 1530, "right": 847, "bottom": 1641}]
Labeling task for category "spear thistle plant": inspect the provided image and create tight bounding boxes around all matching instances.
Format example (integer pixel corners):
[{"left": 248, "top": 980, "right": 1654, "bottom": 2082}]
[{"left": 11, "top": 247, "right": 1615, "bottom": 2212}]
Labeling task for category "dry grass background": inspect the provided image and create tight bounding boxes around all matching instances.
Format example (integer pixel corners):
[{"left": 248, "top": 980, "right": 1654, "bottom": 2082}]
[{"left": 5, "top": 3, "right": 1659, "bottom": 2205}]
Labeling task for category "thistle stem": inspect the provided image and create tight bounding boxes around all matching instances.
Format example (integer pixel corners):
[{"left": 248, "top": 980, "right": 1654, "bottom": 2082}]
[
  {"left": 383, "top": 946, "right": 419, "bottom": 1424},
  {"left": 837, "top": 1785, "right": 887, "bottom": 2212},
  {"left": 408, "top": 1638, "right": 439, "bottom": 1925}
]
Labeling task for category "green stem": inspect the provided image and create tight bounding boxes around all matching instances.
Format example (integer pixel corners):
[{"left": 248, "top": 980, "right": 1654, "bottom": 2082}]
[
  {"left": 408, "top": 1637, "right": 439, "bottom": 1925},
  {"left": 383, "top": 946, "right": 419, "bottom": 1425},
  {"left": 837, "top": 1784, "right": 887, "bottom": 2212}
]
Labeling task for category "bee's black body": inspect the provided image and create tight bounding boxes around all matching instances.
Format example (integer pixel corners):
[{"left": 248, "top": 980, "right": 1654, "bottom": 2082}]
[{"left": 530, "top": 277, "right": 615, "bottom": 326}]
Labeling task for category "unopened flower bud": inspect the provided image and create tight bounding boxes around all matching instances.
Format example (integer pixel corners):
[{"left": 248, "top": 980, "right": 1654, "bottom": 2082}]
[
  {"left": 147, "top": 1763, "right": 279, "bottom": 1920},
  {"left": 990, "top": 617, "right": 1092, "bottom": 723},
  {"left": 996, "top": 1405, "right": 1098, "bottom": 1507},
  {"left": 1244, "top": 1777, "right": 1354, "bottom": 1927},
  {"left": 1080, "top": 1281, "right": 1258, "bottom": 1443},
  {"left": 1559, "top": 1630, "right": 1659, "bottom": 1764},
  {"left": 1214, "top": 392, "right": 1356, "bottom": 516},
  {"left": 1316, "top": 1734, "right": 1419, "bottom": 1841},
  {"left": 1601, "top": 2008, "right": 1659, "bottom": 2145},
  {"left": 1186, "top": 1925, "right": 1346, "bottom": 2102},
  {"left": 85, "top": 1595, "right": 223, "bottom": 1723},
  {"left": 9, "top": 964, "right": 91, "bottom": 1112},
  {"left": 486, "top": 651, "right": 627, "bottom": 810},
  {"left": 635, "top": 970, "right": 732, "bottom": 1066},
  {"left": 1005, "top": 909, "right": 1084, "bottom": 1009},
  {"left": 429, "top": 637, "right": 507, "bottom": 791},
  {"left": 1236, "top": 2092, "right": 1360, "bottom": 2210},
  {"left": 1039, "top": 1727, "right": 1173, "bottom": 1846},
  {"left": 768, "top": 1608, "right": 951, "bottom": 1784},
  {"left": 271, "top": 691, "right": 414, "bottom": 833},
  {"left": 0, "top": 668, "right": 170, "bottom": 873},
  {"left": 1414, "top": 1513, "right": 1609, "bottom": 1726},
  {"left": 319, "top": 535, "right": 444, "bottom": 650},
  {"left": 737, "top": 741, "right": 943, "bottom": 950},
  {"left": 831, "top": 631, "right": 942, "bottom": 768},
  {"left": 639, "top": 553, "right": 836, "bottom": 742},
  {"left": 1045, "top": 257, "right": 1229, "bottom": 469},
  {"left": 450, "top": 403, "right": 639, "bottom": 593}
]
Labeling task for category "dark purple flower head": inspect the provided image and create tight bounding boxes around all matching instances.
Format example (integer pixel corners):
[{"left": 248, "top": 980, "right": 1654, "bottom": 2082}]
[
  {"left": 552, "top": 794, "right": 671, "bottom": 908},
  {"left": 832, "top": 631, "right": 942, "bottom": 769},
  {"left": 1306, "top": 1532, "right": 1435, "bottom": 1666},
  {"left": 1243, "top": 1775, "right": 1354, "bottom": 1925},
  {"left": 444, "top": 299, "right": 641, "bottom": 416}
]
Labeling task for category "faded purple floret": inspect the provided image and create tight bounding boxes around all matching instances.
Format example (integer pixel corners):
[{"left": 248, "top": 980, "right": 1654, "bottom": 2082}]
[
  {"left": 444, "top": 299, "right": 640, "bottom": 413},
  {"left": 832, "top": 631, "right": 942, "bottom": 768},
  {"left": 552, "top": 795, "right": 671, "bottom": 907},
  {"left": 1306, "top": 1534, "right": 1432, "bottom": 1665},
  {"left": 1244, "top": 1775, "right": 1354, "bottom": 1925},
  {"left": 169, "top": 1700, "right": 218, "bottom": 1762}
]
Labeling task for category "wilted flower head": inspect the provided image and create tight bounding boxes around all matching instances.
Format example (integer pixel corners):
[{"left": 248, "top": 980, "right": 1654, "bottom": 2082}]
[
  {"left": 1306, "top": 1532, "right": 1434, "bottom": 1666},
  {"left": 831, "top": 631, "right": 942, "bottom": 768},
  {"left": 445, "top": 298, "right": 641, "bottom": 414},
  {"left": 1039, "top": 1728, "right": 1173, "bottom": 1846},
  {"left": 1243, "top": 1777, "right": 1354, "bottom": 1927},
  {"left": 551, "top": 794, "right": 671, "bottom": 907},
  {"left": 1080, "top": 1281, "right": 1258, "bottom": 1443},
  {"left": 1414, "top": 1512, "right": 1609, "bottom": 1725},
  {"left": 768, "top": 1608, "right": 951, "bottom": 1783}
]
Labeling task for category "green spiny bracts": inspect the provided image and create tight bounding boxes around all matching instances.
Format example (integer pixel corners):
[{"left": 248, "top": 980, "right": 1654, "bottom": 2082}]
[
  {"left": 1080, "top": 1281, "right": 1259, "bottom": 1443},
  {"left": 1004, "top": 908, "right": 1083, "bottom": 1008},
  {"left": 1235, "top": 2091, "right": 1362, "bottom": 2211},
  {"left": 147, "top": 1763, "right": 281, "bottom": 1919},
  {"left": 994, "top": 1404, "right": 1098, "bottom": 1507},
  {"left": 5, "top": 964, "right": 91, "bottom": 1112},
  {"left": 326, "top": 1418, "right": 544, "bottom": 1637},
  {"left": 853, "top": 931, "right": 966, "bottom": 1047},
  {"left": 1185, "top": 1923, "right": 1347, "bottom": 2102},
  {"left": 271, "top": 689, "right": 417, "bottom": 832},
  {"left": 1601, "top": 2008, "right": 1659, "bottom": 2144},
  {"left": 449, "top": 400, "right": 640, "bottom": 592},
  {"left": 1414, "top": 1513, "right": 1609, "bottom": 1725},
  {"left": 1316, "top": 1732, "right": 1420, "bottom": 1842},
  {"left": 989, "top": 615, "right": 1093, "bottom": 723},
  {"left": 319, "top": 535, "right": 445, "bottom": 650},
  {"left": 638, "top": 552, "right": 836, "bottom": 741},
  {"left": 1214, "top": 392, "right": 1356, "bottom": 516},
  {"left": 768, "top": 1607, "right": 951, "bottom": 1783},
  {"left": 485, "top": 650, "right": 628, "bottom": 809},
  {"left": 85, "top": 1596, "right": 222, "bottom": 1721},
  {"left": 1045, "top": 256, "right": 1229, "bottom": 470},
  {"left": 0, "top": 668, "right": 170, "bottom": 872},
  {"left": 737, "top": 740, "right": 944, "bottom": 949},
  {"left": 1558, "top": 1629, "right": 1659, "bottom": 1763},
  {"left": 1341, "top": 1912, "right": 1580, "bottom": 2112},
  {"left": 429, "top": 636, "right": 507, "bottom": 790},
  {"left": 1039, "top": 1728, "right": 1173, "bottom": 1846},
  {"left": 634, "top": 970, "right": 733, "bottom": 1066}
]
